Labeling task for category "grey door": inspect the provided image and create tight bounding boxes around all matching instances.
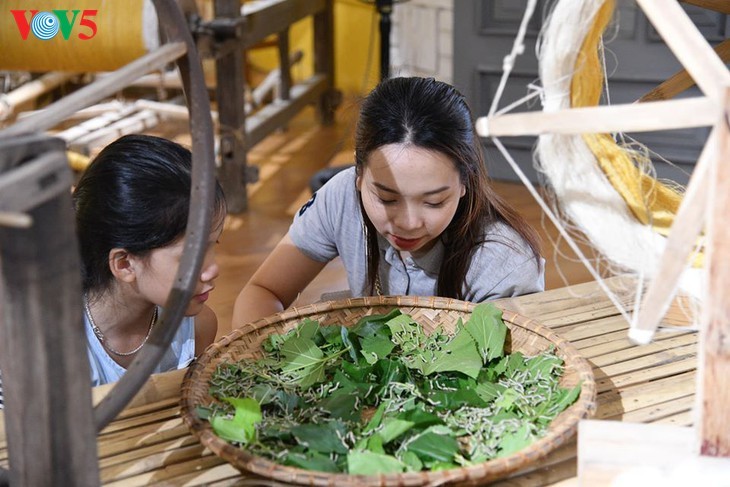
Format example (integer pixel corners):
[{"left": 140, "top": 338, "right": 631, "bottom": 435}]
[{"left": 453, "top": 0, "right": 728, "bottom": 185}]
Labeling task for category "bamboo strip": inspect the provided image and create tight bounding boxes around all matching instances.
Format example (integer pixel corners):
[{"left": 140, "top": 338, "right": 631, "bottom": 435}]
[
  {"left": 98, "top": 421, "right": 191, "bottom": 458},
  {"left": 556, "top": 317, "right": 629, "bottom": 342},
  {"left": 100, "top": 442, "right": 210, "bottom": 483},
  {"left": 592, "top": 343, "right": 697, "bottom": 373},
  {"left": 102, "top": 454, "right": 224, "bottom": 486},
  {"left": 583, "top": 333, "right": 697, "bottom": 365},
  {"left": 617, "top": 394, "right": 694, "bottom": 423},
  {"left": 595, "top": 372, "right": 696, "bottom": 418},
  {"left": 99, "top": 405, "right": 180, "bottom": 435},
  {"left": 494, "top": 277, "right": 636, "bottom": 319},
  {"left": 99, "top": 435, "right": 200, "bottom": 469},
  {"left": 595, "top": 354, "right": 697, "bottom": 394},
  {"left": 93, "top": 368, "right": 185, "bottom": 414},
  {"left": 654, "top": 410, "right": 693, "bottom": 427},
  {"left": 134, "top": 462, "right": 246, "bottom": 486}
]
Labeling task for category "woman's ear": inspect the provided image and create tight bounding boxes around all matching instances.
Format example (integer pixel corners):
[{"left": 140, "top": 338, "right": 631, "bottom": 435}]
[
  {"left": 108, "top": 248, "right": 136, "bottom": 283},
  {"left": 460, "top": 183, "right": 466, "bottom": 198}
]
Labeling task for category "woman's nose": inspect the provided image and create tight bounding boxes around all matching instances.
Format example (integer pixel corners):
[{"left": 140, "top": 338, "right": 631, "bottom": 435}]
[
  {"left": 394, "top": 205, "right": 422, "bottom": 231},
  {"left": 200, "top": 259, "right": 219, "bottom": 283}
]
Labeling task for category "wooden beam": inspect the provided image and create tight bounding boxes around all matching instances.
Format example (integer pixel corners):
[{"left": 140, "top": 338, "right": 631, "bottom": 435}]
[
  {"left": 245, "top": 75, "right": 327, "bottom": 148},
  {"left": 679, "top": 0, "right": 730, "bottom": 14},
  {"left": 699, "top": 87, "right": 730, "bottom": 456},
  {"left": 241, "top": 0, "right": 326, "bottom": 49},
  {"left": 639, "top": 39, "right": 730, "bottom": 102},
  {"left": 0, "top": 42, "right": 186, "bottom": 137},
  {"left": 477, "top": 97, "right": 717, "bottom": 137},
  {"left": 629, "top": 127, "right": 714, "bottom": 344},
  {"left": 0, "top": 135, "right": 99, "bottom": 486}
]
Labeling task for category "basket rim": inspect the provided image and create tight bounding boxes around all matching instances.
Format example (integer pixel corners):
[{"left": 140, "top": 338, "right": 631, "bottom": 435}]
[{"left": 181, "top": 296, "right": 597, "bottom": 486}]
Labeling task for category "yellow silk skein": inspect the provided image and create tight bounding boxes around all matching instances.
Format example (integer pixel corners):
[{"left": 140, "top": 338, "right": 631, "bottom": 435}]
[
  {"left": 0, "top": 0, "right": 159, "bottom": 72},
  {"left": 571, "top": 0, "right": 684, "bottom": 239}
]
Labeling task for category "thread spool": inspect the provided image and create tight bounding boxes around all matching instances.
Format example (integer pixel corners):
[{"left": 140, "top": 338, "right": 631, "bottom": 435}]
[{"left": 0, "top": 0, "right": 160, "bottom": 72}]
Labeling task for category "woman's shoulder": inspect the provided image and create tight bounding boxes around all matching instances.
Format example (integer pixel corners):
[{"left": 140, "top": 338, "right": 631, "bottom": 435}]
[
  {"left": 319, "top": 165, "right": 357, "bottom": 196},
  {"left": 480, "top": 220, "right": 534, "bottom": 255}
]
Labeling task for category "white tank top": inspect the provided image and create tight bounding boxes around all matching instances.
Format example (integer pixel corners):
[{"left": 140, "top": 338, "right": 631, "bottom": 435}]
[{"left": 84, "top": 307, "right": 195, "bottom": 387}]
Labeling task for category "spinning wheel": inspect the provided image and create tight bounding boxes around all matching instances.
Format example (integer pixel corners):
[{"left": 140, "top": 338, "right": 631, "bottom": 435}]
[
  {"left": 477, "top": 0, "right": 730, "bottom": 482},
  {"left": 0, "top": 0, "right": 216, "bottom": 484}
]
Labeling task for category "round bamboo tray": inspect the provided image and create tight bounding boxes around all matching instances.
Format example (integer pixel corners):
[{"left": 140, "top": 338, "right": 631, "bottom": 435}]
[{"left": 181, "top": 296, "right": 597, "bottom": 486}]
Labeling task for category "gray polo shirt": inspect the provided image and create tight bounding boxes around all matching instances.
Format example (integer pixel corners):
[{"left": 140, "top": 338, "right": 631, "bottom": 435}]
[{"left": 289, "top": 167, "right": 544, "bottom": 301}]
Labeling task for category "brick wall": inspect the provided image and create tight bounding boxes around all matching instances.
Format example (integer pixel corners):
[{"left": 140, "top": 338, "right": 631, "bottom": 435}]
[{"left": 390, "top": 0, "right": 454, "bottom": 83}]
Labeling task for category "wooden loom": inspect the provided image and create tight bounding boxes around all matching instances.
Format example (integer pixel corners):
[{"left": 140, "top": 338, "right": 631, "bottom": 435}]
[
  {"left": 475, "top": 0, "right": 730, "bottom": 483},
  {"left": 0, "top": 0, "right": 339, "bottom": 213},
  {"left": 0, "top": 1, "right": 219, "bottom": 484}
]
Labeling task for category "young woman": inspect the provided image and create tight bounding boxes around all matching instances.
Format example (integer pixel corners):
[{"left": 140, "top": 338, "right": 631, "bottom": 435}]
[
  {"left": 233, "top": 77, "right": 544, "bottom": 326},
  {"left": 74, "top": 134, "right": 226, "bottom": 386}
]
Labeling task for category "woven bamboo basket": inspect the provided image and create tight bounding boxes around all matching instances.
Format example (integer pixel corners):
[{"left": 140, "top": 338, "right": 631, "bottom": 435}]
[{"left": 181, "top": 296, "right": 596, "bottom": 486}]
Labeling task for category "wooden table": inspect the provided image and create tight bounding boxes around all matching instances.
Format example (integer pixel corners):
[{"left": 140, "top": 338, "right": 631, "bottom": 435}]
[{"left": 0, "top": 277, "right": 698, "bottom": 485}]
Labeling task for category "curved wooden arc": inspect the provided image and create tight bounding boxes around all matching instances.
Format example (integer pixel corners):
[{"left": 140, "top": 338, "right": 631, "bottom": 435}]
[{"left": 92, "top": 0, "right": 216, "bottom": 430}]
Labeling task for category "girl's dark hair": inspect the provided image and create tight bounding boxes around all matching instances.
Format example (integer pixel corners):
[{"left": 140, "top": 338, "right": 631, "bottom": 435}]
[
  {"left": 73, "top": 134, "right": 226, "bottom": 294},
  {"left": 355, "top": 77, "right": 541, "bottom": 299}
]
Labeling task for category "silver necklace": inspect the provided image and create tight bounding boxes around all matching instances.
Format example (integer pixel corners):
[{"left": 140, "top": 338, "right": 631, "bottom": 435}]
[{"left": 83, "top": 296, "right": 157, "bottom": 357}]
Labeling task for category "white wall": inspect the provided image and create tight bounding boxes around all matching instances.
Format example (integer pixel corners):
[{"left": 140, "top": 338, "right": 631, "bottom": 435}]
[{"left": 390, "top": 0, "right": 454, "bottom": 83}]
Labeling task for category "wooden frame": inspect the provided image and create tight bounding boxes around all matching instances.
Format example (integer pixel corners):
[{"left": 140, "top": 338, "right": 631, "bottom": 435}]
[
  {"left": 211, "top": 0, "right": 339, "bottom": 213},
  {"left": 476, "top": 0, "right": 730, "bottom": 481}
]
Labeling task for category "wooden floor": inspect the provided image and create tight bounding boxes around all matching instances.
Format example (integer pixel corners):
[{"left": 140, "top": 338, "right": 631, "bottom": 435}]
[{"left": 207, "top": 98, "right": 595, "bottom": 339}]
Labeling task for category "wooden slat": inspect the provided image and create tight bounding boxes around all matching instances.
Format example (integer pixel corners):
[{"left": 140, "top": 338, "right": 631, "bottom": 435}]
[
  {"left": 477, "top": 97, "right": 718, "bottom": 138},
  {"left": 679, "top": 0, "right": 730, "bottom": 14},
  {"left": 241, "top": 0, "right": 327, "bottom": 49},
  {"left": 245, "top": 75, "right": 328, "bottom": 148},
  {"left": 595, "top": 371, "right": 696, "bottom": 418},
  {"left": 583, "top": 332, "right": 697, "bottom": 366},
  {"left": 595, "top": 355, "right": 697, "bottom": 394},
  {"left": 639, "top": 39, "right": 730, "bottom": 102},
  {"left": 618, "top": 394, "right": 694, "bottom": 423}
]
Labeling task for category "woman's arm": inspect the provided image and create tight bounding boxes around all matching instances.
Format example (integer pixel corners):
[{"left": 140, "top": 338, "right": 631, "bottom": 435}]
[
  {"left": 233, "top": 233, "right": 328, "bottom": 327},
  {"left": 194, "top": 304, "right": 218, "bottom": 355}
]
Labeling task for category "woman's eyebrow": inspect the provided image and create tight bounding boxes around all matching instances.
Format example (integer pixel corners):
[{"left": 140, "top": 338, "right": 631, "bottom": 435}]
[{"left": 372, "top": 181, "right": 450, "bottom": 196}]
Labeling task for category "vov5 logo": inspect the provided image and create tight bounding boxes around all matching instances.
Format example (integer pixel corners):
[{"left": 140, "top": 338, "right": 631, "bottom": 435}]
[{"left": 10, "top": 9, "right": 98, "bottom": 40}]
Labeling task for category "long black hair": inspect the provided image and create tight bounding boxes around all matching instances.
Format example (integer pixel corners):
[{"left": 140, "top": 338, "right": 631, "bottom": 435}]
[
  {"left": 73, "top": 134, "right": 227, "bottom": 294},
  {"left": 355, "top": 77, "right": 541, "bottom": 299}
]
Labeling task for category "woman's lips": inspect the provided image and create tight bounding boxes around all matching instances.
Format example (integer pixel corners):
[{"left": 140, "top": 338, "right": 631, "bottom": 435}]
[
  {"left": 194, "top": 291, "right": 210, "bottom": 303},
  {"left": 392, "top": 236, "right": 421, "bottom": 250}
]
